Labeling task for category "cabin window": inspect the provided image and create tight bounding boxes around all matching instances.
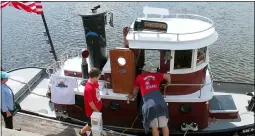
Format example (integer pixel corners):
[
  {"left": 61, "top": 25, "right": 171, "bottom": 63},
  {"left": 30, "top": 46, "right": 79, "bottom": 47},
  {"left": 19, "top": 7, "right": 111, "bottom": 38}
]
[
  {"left": 117, "top": 57, "right": 126, "bottom": 66},
  {"left": 174, "top": 50, "right": 192, "bottom": 69},
  {"left": 196, "top": 47, "right": 207, "bottom": 66}
]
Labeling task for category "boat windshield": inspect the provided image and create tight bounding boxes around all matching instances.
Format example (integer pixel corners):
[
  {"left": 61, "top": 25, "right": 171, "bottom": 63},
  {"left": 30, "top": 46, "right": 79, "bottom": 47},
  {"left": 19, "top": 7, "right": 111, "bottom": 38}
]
[
  {"left": 197, "top": 47, "right": 207, "bottom": 66},
  {"left": 174, "top": 50, "right": 193, "bottom": 69}
]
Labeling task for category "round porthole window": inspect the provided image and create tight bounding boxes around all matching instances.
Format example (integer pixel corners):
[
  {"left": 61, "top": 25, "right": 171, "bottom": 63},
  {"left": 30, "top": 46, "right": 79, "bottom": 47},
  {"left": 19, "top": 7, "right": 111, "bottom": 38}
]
[
  {"left": 117, "top": 57, "right": 126, "bottom": 66},
  {"left": 180, "top": 104, "right": 192, "bottom": 113}
]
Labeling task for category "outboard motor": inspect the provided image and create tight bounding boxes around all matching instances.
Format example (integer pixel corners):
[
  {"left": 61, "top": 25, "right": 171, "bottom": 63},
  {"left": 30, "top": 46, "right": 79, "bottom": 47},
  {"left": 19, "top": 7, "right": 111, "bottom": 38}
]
[{"left": 80, "top": 5, "right": 114, "bottom": 71}]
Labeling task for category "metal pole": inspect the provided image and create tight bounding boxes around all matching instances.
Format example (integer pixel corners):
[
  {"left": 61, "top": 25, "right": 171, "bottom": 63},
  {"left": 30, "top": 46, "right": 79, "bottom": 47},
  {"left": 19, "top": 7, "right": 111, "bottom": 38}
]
[{"left": 41, "top": 13, "right": 58, "bottom": 61}]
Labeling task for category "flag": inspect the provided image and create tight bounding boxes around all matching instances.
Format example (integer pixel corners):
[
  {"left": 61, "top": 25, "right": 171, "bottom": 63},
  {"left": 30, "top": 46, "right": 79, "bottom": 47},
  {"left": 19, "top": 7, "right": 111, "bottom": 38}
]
[{"left": 1, "top": 1, "right": 43, "bottom": 15}]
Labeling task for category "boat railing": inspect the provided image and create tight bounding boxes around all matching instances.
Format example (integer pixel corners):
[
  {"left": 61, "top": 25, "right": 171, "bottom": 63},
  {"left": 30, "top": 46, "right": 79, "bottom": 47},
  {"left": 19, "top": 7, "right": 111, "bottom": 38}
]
[
  {"left": 46, "top": 47, "right": 84, "bottom": 76},
  {"left": 9, "top": 77, "right": 47, "bottom": 101},
  {"left": 128, "top": 14, "right": 214, "bottom": 41},
  {"left": 207, "top": 63, "right": 214, "bottom": 83},
  {"left": 164, "top": 67, "right": 214, "bottom": 98},
  {"left": 164, "top": 82, "right": 212, "bottom": 99},
  {"left": 46, "top": 61, "right": 62, "bottom": 75}
]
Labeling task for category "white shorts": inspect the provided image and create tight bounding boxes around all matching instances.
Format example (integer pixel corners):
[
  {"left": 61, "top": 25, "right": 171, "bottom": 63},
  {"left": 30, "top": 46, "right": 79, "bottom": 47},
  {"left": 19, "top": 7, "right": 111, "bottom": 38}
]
[{"left": 149, "top": 116, "right": 168, "bottom": 128}]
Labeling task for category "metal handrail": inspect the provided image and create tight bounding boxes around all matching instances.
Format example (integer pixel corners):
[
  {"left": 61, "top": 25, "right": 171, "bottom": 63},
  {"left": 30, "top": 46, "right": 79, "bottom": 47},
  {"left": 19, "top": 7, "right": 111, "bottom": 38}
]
[
  {"left": 9, "top": 77, "right": 47, "bottom": 98},
  {"left": 46, "top": 47, "right": 84, "bottom": 76},
  {"left": 46, "top": 61, "right": 62, "bottom": 75},
  {"left": 163, "top": 67, "right": 214, "bottom": 98},
  {"left": 129, "top": 14, "right": 215, "bottom": 41},
  {"left": 207, "top": 64, "right": 214, "bottom": 82},
  {"left": 163, "top": 82, "right": 212, "bottom": 99},
  {"left": 164, "top": 67, "right": 214, "bottom": 88},
  {"left": 165, "top": 83, "right": 212, "bottom": 86}
]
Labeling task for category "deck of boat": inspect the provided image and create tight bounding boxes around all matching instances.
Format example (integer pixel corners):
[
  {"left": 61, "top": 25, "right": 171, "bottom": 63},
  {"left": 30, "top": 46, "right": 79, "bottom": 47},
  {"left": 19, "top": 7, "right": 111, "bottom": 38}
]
[{"left": 5, "top": 67, "right": 255, "bottom": 135}]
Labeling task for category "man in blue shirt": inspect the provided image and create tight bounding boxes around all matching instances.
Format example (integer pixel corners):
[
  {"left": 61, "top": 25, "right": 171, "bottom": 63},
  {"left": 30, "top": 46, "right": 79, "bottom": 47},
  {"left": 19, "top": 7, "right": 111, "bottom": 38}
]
[{"left": 1, "top": 71, "right": 14, "bottom": 129}]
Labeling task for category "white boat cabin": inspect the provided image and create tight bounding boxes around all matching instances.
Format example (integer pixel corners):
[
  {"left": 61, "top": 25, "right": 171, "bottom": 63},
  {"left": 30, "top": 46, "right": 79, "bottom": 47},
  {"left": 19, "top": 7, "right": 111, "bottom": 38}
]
[{"left": 126, "top": 6, "right": 218, "bottom": 74}]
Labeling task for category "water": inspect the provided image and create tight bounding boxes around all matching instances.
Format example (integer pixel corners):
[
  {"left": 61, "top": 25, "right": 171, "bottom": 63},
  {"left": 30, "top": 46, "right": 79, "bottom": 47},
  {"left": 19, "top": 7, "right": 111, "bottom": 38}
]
[{"left": 1, "top": 2, "right": 254, "bottom": 84}]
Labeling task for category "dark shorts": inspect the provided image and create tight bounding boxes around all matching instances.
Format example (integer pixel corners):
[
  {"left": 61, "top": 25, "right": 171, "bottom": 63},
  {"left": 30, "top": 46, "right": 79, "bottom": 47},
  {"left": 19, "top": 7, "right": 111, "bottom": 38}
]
[
  {"left": 1, "top": 111, "right": 13, "bottom": 129},
  {"left": 87, "top": 117, "right": 91, "bottom": 127}
]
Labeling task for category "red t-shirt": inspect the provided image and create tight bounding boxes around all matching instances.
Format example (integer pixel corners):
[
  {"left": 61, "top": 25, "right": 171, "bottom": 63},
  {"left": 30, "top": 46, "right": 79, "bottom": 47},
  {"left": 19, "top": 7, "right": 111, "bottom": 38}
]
[
  {"left": 134, "top": 72, "right": 164, "bottom": 97},
  {"left": 84, "top": 81, "right": 102, "bottom": 117}
]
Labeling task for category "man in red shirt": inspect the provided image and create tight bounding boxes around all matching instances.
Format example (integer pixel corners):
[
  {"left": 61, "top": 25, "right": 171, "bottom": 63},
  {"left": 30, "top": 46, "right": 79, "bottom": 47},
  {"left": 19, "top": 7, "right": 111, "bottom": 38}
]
[
  {"left": 128, "top": 62, "right": 171, "bottom": 136},
  {"left": 79, "top": 68, "right": 102, "bottom": 136}
]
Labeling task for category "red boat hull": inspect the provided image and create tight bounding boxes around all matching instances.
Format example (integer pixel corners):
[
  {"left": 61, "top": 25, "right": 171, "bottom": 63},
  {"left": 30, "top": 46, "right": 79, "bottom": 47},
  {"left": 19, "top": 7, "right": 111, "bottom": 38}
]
[{"left": 168, "top": 101, "right": 209, "bottom": 130}]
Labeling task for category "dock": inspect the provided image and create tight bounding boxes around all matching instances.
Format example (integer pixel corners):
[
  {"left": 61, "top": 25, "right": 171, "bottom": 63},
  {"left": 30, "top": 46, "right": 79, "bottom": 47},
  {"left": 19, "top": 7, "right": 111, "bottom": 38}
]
[
  {"left": 2, "top": 127, "right": 43, "bottom": 136},
  {"left": 1, "top": 113, "right": 83, "bottom": 136}
]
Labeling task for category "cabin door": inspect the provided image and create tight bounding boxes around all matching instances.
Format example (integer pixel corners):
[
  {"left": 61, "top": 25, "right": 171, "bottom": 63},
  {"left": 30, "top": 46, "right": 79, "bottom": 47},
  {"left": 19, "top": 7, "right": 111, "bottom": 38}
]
[{"left": 109, "top": 48, "right": 136, "bottom": 94}]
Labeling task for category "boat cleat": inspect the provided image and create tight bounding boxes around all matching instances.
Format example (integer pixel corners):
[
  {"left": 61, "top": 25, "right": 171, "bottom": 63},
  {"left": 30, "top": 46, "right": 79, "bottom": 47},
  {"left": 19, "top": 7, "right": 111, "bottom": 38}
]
[
  {"left": 55, "top": 109, "right": 69, "bottom": 120},
  {"left": 181, "top": 122, "right": 198, "bottom": 132}
]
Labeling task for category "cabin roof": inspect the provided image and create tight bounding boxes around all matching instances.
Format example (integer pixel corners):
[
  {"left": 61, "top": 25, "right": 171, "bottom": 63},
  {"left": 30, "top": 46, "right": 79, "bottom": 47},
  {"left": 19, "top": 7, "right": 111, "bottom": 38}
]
[{"left": 126, "top": 13, "right": 218, "bottom": 50}]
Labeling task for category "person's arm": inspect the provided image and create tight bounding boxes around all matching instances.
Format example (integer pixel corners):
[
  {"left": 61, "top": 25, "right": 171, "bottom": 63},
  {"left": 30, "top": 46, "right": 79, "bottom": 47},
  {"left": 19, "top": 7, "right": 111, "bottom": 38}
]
[
  {"left": 128, "top": 76, "right": 140, "bottom": 100},
  {"left": 163, "top": 73, "right": 171, "bottom": 85},
  {"left": 1, "top": 89, "right": 12, "bottom": 117},
  {"left": 89, "top": 102, "right": 100, "bottom": 112},
  {"left": 86, "top": 87, "right": 100, "bottom": 112},
  {"left": 132, "top": 86, "right": 139, "bottom": 97},
  {"left": 128, "top": 86, "right": 139, "bottom": 100}
]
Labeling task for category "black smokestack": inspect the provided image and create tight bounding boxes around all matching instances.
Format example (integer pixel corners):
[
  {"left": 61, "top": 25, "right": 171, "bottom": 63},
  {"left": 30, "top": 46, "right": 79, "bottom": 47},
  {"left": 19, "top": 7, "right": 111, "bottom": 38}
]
[{"left": 80, "top": 5, "right": 108, "bottom": 70}]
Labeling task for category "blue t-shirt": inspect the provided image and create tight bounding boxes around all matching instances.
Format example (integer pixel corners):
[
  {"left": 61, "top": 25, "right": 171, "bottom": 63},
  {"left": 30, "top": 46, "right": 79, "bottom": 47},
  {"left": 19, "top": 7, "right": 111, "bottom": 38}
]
[{"left": 1, "top": 84, "right": 14, "bottom": 112}]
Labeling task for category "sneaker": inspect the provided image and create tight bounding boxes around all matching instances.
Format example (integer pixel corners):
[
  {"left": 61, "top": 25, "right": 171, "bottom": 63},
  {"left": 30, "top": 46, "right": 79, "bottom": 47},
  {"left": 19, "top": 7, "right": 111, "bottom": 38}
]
[{"left": 15, "top": 128, "right": 21, "bottom": 131}]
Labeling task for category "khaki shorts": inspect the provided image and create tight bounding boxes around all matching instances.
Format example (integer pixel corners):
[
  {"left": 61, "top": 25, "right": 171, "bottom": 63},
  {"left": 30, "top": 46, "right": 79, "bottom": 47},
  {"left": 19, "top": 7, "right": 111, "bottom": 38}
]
[{"left": 150, "top": 116, "right": 168, "bottom": 128}]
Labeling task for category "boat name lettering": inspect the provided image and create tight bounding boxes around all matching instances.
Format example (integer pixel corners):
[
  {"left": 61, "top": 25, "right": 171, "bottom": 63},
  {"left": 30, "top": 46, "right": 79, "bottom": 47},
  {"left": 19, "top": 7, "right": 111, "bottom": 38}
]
[
  {"left": 144, "top": 22, "right": 167, "bottom": 29},
  {"left": 142, "top": 20, "right": 168, "bottom": 32},
  {"left": 242, "top": 127, "right": 255, "bottom": 134}
]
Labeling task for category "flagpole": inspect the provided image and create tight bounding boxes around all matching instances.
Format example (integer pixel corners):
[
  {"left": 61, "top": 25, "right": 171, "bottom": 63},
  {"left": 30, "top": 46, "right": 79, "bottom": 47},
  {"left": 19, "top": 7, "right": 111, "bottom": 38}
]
[{"left": 41, "top": 13, "right": 58, "bottom": 61}]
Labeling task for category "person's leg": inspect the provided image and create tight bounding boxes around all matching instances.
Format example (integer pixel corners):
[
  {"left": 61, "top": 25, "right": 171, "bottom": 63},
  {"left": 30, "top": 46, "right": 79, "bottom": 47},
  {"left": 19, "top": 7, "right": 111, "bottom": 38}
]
[
  {"left": 1, "top": 111, "right": 13, "bottom": 129},
  {"left": 80, "top": 124, "right": 91, "bottom": 134},
  {"left": 158, "top": 116, "right": 169, "bottom": 136},
  {"left": 162, "top": 126, "right": 169, "bottom": 136},
  {"left": 5, "top": 116, "right": 13, "bottom": 129},
  {"left": 80, "top": 118, "right": 91, "bottom": 135},
  {"left": 1, "top": 111, "right": 8, "bottom": 127},
  {"left": 150, "top": 118, "right": 160, "bottom": 136},
  {"left": 152, "top": 128, "right": 160, "bottom": 136}
]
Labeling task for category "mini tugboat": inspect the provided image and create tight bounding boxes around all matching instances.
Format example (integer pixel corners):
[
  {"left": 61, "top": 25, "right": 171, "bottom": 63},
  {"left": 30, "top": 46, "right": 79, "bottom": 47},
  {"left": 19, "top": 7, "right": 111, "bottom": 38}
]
[{"left": 6, "top": 6, "right": 254, "bottom": 136}]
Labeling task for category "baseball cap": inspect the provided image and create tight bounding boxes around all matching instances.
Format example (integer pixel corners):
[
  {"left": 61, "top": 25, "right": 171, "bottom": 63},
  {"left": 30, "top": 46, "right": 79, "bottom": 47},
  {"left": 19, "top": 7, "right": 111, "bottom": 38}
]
[
  {"left": 142, "top": 62, "right": 153, "bottom": 72},
  {"left": 1, "top": 71, "right": 10, "bottom": 79}
]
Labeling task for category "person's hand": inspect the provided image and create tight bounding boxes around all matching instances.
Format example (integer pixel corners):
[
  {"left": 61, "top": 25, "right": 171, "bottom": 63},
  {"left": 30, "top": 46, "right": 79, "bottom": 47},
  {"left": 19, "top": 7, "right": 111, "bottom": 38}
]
[
  {"left": 165, "top": 83, "right": 171, "bottom": 86},
  {"left": 6, "top": 111, "right": 12, "bottom": 117},
  {"left": 128, "top": 94, "right": 135, "bottom": 100},
  {"left": 164, "top": 83, "right": 170, "bottom": 90}
]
